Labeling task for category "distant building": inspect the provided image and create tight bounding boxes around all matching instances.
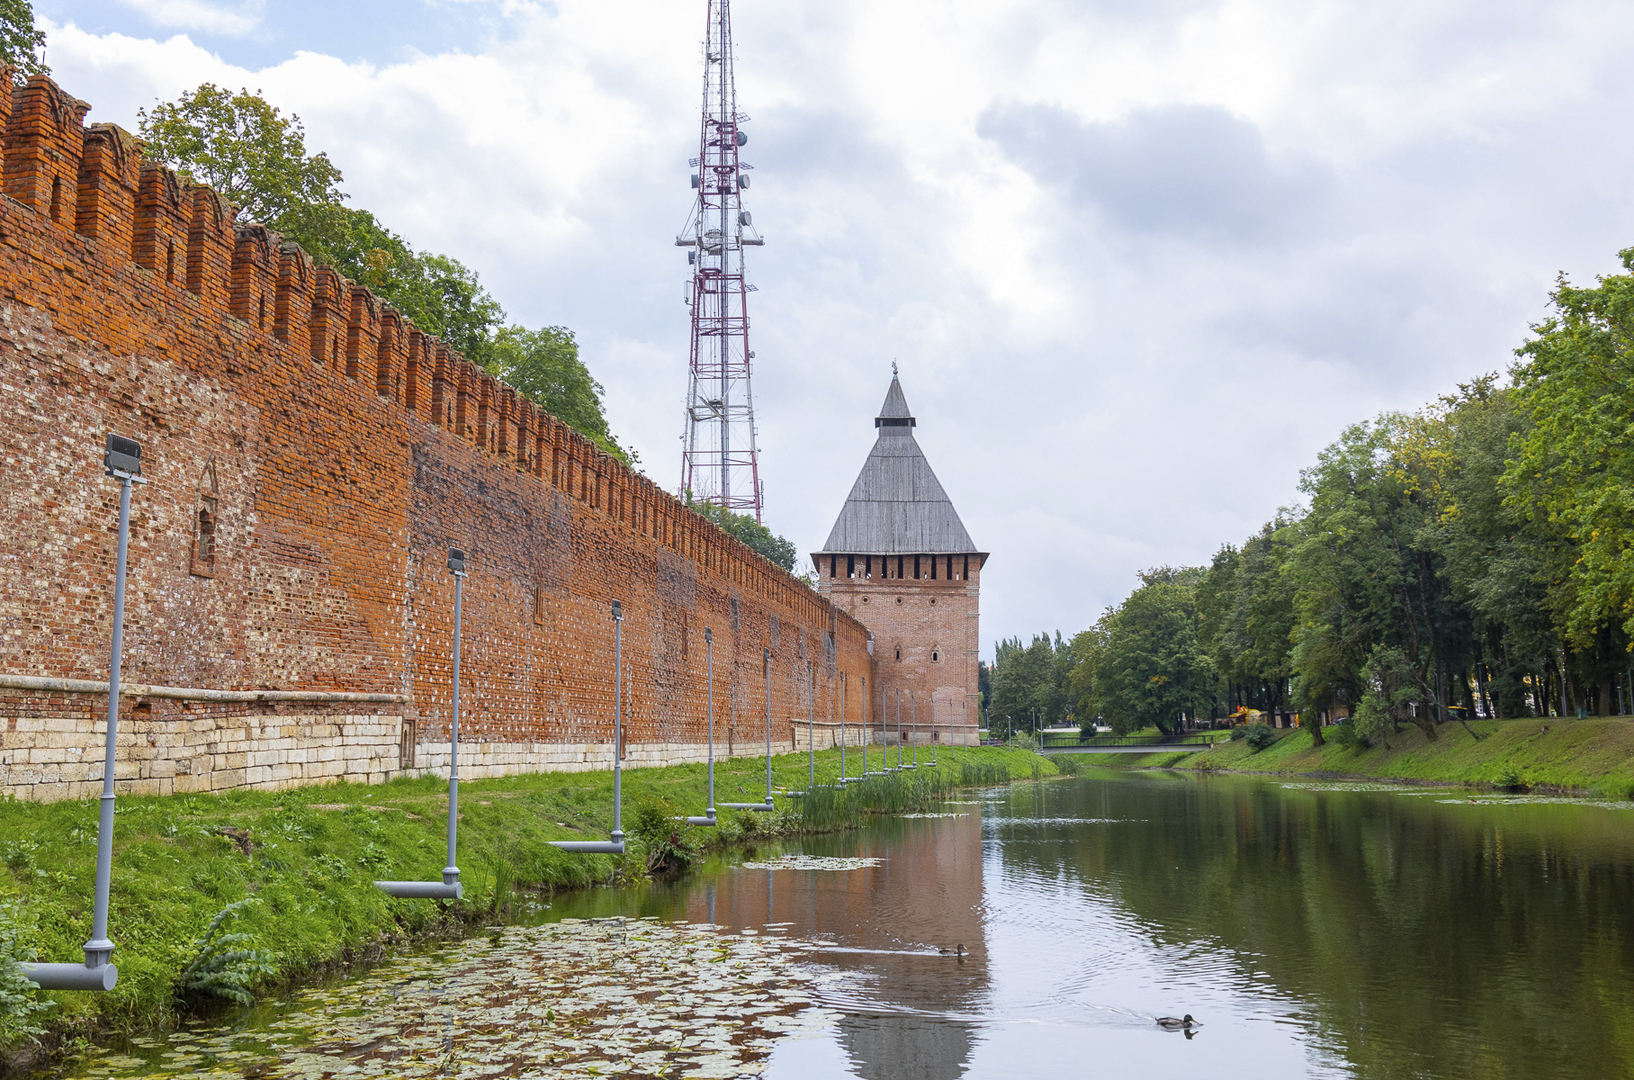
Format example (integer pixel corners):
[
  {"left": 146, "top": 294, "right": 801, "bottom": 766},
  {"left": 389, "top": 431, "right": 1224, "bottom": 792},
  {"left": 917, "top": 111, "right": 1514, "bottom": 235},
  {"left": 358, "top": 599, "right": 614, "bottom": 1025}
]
[{"left": 812, "top": 373, "right": 986, "bottom": 746}]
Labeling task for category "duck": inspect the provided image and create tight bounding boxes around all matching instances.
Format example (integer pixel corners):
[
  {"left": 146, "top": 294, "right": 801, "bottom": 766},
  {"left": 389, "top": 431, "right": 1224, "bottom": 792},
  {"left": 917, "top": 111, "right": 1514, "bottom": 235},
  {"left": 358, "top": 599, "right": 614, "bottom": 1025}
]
[
  {"left": 938, "top": 944, "right": 966, "bottom": 957},
  {"left": 1156, "top": 1014, "right": 1198, "bottom": 1030}
]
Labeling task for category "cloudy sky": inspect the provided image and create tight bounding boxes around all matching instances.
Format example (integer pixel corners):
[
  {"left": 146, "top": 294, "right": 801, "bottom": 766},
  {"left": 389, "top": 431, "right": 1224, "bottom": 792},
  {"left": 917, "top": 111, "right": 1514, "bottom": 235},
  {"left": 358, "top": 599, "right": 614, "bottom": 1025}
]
[{"left": 37, "top": 0, "right": 1634, "bottom": 658}]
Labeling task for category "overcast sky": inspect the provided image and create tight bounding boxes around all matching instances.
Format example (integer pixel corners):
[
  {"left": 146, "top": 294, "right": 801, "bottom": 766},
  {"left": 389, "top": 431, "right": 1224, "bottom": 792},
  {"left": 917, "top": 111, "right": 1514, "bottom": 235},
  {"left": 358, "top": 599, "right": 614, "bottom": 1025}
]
[{"left": 37, "top": 0, "right": 1634, "bottom": 659}]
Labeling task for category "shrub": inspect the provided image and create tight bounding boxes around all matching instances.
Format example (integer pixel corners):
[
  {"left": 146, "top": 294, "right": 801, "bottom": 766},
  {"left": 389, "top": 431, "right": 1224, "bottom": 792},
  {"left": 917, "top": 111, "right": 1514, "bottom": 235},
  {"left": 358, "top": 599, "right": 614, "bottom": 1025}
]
[
  {"left": 629, "top": 797, "right": 697, "bottom": 877},
  {"left": 1244, "top": 724, "right": 1276, "bottom": 752},
  {"left": 1328, "top": 719, "right": 1369, "bottom": 750},
  {"left": 1229, "top": 726, "right": 1247, "bottom": 741}
]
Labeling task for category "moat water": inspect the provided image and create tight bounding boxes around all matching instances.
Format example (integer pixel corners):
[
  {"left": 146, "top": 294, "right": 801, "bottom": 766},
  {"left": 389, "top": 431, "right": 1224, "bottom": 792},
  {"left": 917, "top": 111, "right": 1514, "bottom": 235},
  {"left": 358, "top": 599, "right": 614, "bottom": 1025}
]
[{"left": 47, "top": 768, "right": 1634, "bottom": 1079}]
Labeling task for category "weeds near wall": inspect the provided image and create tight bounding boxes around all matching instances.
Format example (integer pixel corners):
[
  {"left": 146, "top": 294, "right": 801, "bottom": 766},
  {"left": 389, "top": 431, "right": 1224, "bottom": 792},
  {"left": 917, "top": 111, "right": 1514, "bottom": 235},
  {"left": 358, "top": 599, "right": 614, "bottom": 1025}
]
[
  {"left": 0, "top": 900, "right": 51, "bottom": 1046},
  {"left": 177, "top": 899, "right": 276, "bottom": 1006}
]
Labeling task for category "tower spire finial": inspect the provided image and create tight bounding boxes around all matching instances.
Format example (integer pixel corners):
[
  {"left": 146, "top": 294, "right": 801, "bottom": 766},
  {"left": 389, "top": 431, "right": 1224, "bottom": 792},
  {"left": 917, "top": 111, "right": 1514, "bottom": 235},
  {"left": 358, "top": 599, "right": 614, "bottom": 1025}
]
[{"left": 892, "top": 360, "right": 898, "bottom": 376}]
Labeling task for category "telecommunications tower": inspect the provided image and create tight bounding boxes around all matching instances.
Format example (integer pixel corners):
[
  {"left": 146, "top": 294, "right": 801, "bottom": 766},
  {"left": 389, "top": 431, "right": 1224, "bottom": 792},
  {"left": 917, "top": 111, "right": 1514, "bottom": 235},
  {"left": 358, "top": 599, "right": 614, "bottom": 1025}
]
[{"left": 677, "top": 0, "right": 766, "bottom": 520}]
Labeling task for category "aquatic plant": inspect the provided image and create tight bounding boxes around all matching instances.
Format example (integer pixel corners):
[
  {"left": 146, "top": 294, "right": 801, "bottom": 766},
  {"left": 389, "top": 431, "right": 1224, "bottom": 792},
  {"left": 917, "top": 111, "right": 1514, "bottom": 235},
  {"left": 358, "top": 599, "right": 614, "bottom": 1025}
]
[{"left": 1047, "top": 754, "right": 1084, "bottom": 776}]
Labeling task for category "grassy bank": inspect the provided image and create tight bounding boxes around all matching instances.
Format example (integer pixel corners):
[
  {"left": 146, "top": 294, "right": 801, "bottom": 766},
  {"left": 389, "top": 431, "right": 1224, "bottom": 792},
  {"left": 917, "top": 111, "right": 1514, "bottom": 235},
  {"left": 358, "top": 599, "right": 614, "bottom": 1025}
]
[
  {"left": 0, "top": 744, "right": 1050, "bottom": 1050},
  {"left": 1071, "top": 717, "right": 1634, "bottom": 794}
]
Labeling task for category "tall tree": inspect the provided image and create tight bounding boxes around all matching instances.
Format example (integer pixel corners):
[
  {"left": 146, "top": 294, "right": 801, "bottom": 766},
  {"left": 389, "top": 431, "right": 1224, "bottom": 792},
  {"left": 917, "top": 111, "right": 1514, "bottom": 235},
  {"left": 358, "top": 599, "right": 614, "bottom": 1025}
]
[
  {"left": 137, "top": 85, "right": 345, "bottom": 227},
  {"left": 1506, "top": 256, "right": 1634, "bottom": 650},
  {"left": 1093, "top": 567, "right": 1214, "bottom": 737}
]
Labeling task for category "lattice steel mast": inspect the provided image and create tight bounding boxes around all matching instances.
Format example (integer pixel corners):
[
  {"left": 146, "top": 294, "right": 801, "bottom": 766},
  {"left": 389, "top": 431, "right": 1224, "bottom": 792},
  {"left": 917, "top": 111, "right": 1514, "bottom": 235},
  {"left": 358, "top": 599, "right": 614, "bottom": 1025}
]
[{"left": 677, "top": 0, "right": 765, "bottom": 520}]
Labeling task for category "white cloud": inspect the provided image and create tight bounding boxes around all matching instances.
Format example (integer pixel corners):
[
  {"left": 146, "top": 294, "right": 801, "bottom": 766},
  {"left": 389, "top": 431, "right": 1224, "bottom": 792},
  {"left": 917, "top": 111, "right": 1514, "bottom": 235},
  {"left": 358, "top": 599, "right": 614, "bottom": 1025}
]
[
  {"left": 119, "top": 0, "right": 265, "bottom": 37},
  {"left": 37, "top": 0, "right": 1634, "bottom": 656}
]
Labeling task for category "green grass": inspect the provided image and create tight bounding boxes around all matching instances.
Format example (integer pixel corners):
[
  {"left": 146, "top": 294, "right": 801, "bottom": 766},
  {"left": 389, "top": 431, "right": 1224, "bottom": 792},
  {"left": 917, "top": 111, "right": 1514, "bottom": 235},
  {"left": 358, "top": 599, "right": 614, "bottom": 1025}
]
[
  {"left": 1122, "top": 718, "right": 1634, "bottom": 794},
  {"left": 0, "top": 743, "right": 1051, "bottom": 1047}
]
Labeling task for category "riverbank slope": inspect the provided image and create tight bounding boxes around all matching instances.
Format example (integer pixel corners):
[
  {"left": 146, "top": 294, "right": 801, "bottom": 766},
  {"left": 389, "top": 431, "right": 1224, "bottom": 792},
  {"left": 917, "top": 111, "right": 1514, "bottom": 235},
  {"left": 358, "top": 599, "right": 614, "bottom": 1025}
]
[
  {"left": 1080, "top": 717, "right": 1634, "bottom": 794},
  {"left": 0, "top": 745, "right": 1051, "bottom": 1053}
]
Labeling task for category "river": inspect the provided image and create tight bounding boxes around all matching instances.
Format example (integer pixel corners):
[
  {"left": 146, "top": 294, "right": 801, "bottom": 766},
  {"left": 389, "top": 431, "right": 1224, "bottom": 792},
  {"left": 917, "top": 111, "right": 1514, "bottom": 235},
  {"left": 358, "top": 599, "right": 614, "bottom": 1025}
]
[{"left": 45, "top": 768, "right": 1634, "bottom": 1079}]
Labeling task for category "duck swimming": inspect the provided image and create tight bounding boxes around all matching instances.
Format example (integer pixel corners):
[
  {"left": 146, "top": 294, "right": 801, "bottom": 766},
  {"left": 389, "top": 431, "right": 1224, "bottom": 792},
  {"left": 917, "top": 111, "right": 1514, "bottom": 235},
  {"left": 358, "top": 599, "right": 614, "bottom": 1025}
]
[
  {"left": 1156, "top": 1014, "right": 1198, "bottom": 1030},
  {"left": 938, "top": 944, "right": 966, "bottom": 957}
]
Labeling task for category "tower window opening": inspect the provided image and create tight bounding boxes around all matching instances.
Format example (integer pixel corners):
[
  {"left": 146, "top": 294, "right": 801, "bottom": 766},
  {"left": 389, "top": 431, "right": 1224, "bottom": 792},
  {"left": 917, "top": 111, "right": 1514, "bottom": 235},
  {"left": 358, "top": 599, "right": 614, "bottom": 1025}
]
[
  {"left": 257, "top": 294, "right": 266, "bottom": 329},
  {"left": 49, "top": 176, "right": 61, "bottom": 222},
  {"left": 914, "top": 555, "right": 921, "bottom": 579},
  {"left": 895, "top": 648, "right": 901, "bottom": 661},
  {"left": 932, "top": 651, "right": 939, "bottom": 662},
  {"left": 165, "top": 241, "right": 175, "bottom": 285},
  {"left": 898, "top": 555, "right": 904, "bottom": 579},
  {"left": 964, "top": 555, "right": 970, "bottom": 580},
  {"left": 866, "top": 556, "right": 872, "bottom": 580},
  {"left": 930, "top": 557, "right": 937, "bottom": 580},
  {"left": 847, "top": 554, "right": 855, "bottom": 579},
  {"left": 830, "top": 554, "right": 837, "bottom": 579}
]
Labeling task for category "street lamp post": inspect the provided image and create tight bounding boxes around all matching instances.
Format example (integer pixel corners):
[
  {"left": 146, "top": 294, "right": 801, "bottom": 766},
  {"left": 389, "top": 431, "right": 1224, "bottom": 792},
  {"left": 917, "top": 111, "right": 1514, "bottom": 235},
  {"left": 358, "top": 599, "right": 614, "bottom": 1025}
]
[
  {"left": 681, "top": 628, "right": 719, "bottom": 826},
  {"left": 22, "top": 435, "right": 147, "bottom": 992},
  {"left": 550, "top": 601, "right": 627, "bottom": 854},
  {"left": 722, "top": 646, "right": 775, "bottom": 811},
  {"left": 377, "top": 549, "right": 469, "bottom": 900}
]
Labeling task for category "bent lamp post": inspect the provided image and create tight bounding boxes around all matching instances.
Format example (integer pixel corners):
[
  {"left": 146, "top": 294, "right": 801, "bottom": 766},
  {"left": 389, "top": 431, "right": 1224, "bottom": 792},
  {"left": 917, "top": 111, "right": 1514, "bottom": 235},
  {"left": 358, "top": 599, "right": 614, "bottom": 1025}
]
[
  {"left": 551, "top": 601, "right": 627, "bottom": 854},
  {"left": 23, "top": 435, "right": 147, "bottom": 992},
  {"left": 722, "top": 647, "right": 775, "bottom": 811},
  {"left": 377, "top": 548, "right": 467, "bottom": 900},
  {"left": 680, "top": 629, "right": 719, "bottom": 826}
]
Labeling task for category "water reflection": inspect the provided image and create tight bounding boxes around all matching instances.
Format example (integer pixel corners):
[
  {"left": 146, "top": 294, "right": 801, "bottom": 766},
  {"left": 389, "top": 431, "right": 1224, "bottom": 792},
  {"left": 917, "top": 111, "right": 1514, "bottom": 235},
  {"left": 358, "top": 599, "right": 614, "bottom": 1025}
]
[{"left": 41, "top": 772, "right": 1634, "bottom": 1080}]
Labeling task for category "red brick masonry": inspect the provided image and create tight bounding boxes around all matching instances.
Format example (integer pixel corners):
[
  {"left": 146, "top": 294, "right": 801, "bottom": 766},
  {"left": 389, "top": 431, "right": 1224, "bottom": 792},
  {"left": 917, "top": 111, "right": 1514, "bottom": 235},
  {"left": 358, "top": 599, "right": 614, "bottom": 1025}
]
[{"left": 0, "top": 73, "right": 874, "bottom": 800}]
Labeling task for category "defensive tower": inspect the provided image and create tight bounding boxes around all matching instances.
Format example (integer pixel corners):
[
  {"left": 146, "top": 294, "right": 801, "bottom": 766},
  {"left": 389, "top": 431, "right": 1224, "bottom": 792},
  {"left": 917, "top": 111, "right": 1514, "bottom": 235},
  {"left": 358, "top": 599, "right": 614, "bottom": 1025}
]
[
  {"left": 813, "top": 370, "right": 986, "bottom": 746},
  {"left": 677, "top": 0, "right": 766, "bottom": 519}
]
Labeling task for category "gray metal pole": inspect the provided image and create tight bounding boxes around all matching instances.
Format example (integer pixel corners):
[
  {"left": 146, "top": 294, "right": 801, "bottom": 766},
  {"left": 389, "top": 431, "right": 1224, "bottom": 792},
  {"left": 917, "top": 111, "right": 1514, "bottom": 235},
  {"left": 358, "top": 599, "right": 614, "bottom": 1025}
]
[
  {"left": 840, "top": 672, "right": 847, "bottom": 780},
  {"left": 898, "top": 690, "right": 904, "bottom": 768},
  {"left": 764, "top": 648, "right": 772, "bottom": 800},
  {"left": 548, "top": 599, "right": 627, "bottom": 853},
  {"left": 807, "top": 662, "right": 815, "bottom": 790},
  {"left": 443, "top": 568, "right": 463, "bottom": 889},
  {"left": 613, "top": 606, "right": 624, "bottom": 842},
  {"left": 912, "top": 693, "right": 918, "bottom": 767},
  {"left": 84, "top": 473, "right": 131, "bottom": 970},
  {"left": 707, "top": 629, "right": 715, "bottom": 814}
]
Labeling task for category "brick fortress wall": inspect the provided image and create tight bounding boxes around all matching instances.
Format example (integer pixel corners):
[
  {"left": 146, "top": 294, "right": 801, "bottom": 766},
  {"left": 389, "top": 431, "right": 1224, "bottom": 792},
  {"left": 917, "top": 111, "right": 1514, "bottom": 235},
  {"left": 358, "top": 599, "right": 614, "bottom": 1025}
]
[{"left": 0, "top": 73, "right": 873, "bottom": 802}]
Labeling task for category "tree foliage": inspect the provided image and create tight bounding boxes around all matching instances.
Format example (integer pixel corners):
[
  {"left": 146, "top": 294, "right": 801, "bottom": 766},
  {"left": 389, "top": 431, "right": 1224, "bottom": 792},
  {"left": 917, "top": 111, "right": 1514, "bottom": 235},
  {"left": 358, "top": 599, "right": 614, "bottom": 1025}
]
[
  {"left": 1040, "top": 242, "right": 1634, "bottom": 736},
  {"left": 137, "top": 85, "right": 344, "bottom": 227},
  {"left": 138, "top": 85, "right": 628, "bottom": 464},
  {"left": 0, "top": 0, "right": 46, "bottom": 80},
  {"left": 685, "top": 500, "right": 799, "bottom": 571}
]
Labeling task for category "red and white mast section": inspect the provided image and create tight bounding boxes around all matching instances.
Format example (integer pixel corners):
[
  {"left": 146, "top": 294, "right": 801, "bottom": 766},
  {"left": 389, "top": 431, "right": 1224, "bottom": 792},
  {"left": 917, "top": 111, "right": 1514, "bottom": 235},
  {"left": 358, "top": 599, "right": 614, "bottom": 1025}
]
[{"left": 678, "top": 0, "right": 765, "bottom": 520}]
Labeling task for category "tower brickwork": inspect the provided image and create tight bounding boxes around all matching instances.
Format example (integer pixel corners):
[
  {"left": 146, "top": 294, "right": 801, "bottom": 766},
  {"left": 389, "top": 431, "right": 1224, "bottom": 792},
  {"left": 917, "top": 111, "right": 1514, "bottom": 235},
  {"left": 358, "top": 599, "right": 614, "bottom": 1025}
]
[{"left": 814, "top": 375, "right": 986, "bottom": 747}]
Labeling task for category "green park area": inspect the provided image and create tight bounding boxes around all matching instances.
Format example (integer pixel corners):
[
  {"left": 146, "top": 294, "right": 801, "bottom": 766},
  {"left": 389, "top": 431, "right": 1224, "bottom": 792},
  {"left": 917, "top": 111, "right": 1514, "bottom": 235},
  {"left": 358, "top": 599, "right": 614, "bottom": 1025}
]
[{"left": 1072, "top": 717, "right": 1634, "bottom": 795}]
